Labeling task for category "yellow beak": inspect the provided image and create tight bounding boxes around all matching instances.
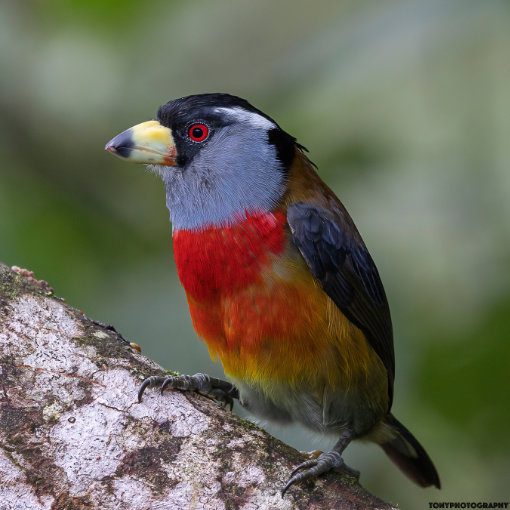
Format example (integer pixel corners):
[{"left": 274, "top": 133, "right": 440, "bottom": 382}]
[{"left": 105, "top": 120, "right": 177, "bottom": 166}]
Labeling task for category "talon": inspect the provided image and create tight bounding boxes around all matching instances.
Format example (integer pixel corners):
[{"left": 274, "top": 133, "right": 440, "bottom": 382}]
[
  {"left": 282, "top": 450, "right": 346, "bottom": 497},
  {"left": 290, "top": 458, "right": 317, "bottom": 477},
  {"left": 137, "top": 373, "right": 239, "bottom": 412},
  {"left": 160, "top": 376, "right": 176, "bottom": 393},
  {"left": 138, "top": 375, "right": 165, "bottom": 402},
  {"left": 138, "top": 381, "right": 149, "bottom": 402},
  {"left": 282, "top": 470, "right": 312, "bottom": 497}
]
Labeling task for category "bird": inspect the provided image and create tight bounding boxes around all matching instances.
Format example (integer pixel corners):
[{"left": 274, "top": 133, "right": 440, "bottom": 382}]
[{"left": 105, "top": 93, "right": 440, "bottom": 495}]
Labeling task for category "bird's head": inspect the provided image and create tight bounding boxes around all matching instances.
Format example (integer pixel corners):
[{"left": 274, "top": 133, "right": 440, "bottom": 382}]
[{"left": 105, "top": 93, "right": 297, "bottom": 230}]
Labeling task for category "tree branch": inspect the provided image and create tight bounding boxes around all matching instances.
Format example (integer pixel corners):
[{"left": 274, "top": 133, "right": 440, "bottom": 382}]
[{"left": 0, "top": 262, "right": 395, "bottom": 510}]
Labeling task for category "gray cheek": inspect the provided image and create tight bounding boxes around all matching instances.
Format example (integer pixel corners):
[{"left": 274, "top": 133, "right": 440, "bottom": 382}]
[
  {"left": 199, "top": 173, "right": 214, "bottom": 192},
  {"left": 163, "top": 127, "right": 285, "bottom": 230}
]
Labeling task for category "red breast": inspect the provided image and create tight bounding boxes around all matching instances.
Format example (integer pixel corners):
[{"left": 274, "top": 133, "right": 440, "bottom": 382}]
[{"left": 172, "top": 211, "right": 287, "bottom": 302}]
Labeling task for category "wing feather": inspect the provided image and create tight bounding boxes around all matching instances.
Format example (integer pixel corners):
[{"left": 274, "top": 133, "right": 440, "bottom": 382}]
[{"left": 287, "top": 202, "right": 394, "bottom": 405}]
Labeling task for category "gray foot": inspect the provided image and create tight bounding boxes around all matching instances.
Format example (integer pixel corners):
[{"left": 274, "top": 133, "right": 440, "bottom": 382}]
[
  {"left": 282, "top": 430, "right": 357, "bottom": 496},
  {"left": 138, "top": 373, "right": 239, "bottom": 410},
  {"left": 282, "top": 451, "right": 344, "bottom": 496}
]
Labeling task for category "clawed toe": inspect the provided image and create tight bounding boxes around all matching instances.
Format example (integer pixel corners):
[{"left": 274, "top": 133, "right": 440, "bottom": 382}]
[
  {"left": 138, "top": 374, "right": 195, "bottom": 401},
  {"left": 160, "top": 375, "right": 180, "bottom": 393},
  {"left": 138, "top": 375, "right": 167, "bottom": 402},
  {"left": 282, "top": 451, "right": 345, "bottom": 497},
  {"left": 137, "top": 374, "right": 187, "bottom": 402},
  {"left": 290, "top": 458, "right": 318, "bottom": 478},
  {"left": 137, "top": 373, "right": 238, "bottom": 412}
]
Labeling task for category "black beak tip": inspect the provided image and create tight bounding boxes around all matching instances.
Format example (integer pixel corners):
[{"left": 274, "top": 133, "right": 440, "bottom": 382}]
[
  {"left": 104, "top": 142, "right": 117, "bottom": 153},
  {"left": 105, "top": 131, "right": 134, "bottom": 159}
]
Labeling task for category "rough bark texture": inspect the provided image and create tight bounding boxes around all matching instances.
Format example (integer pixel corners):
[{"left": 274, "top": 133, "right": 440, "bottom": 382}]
[{"left": 0, "top": 262, "right": 396, "bottom": 510}]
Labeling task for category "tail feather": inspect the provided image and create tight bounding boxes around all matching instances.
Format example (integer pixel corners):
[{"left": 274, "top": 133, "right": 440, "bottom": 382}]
[{"left": 378, "top": 414, "right": 441, "bottom": 489}]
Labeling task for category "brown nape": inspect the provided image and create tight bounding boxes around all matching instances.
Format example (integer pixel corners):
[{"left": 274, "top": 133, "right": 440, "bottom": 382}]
[
  {"left": 278, "top": 148, "right": 330, "bottom": 207},
  {"left": 278, "top": 147, "right": 366, "bottom": 246}
]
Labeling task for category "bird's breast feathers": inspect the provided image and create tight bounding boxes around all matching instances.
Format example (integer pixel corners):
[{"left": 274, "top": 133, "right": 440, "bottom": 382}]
[
  {"left": 172, "top": 211, "right": 386, "bottom": 401},
  {"left": 172, "top": 211, "right": 287, "bottom": 301}
]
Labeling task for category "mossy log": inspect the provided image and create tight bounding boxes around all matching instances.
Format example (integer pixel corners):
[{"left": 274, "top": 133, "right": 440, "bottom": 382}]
[{"left": 0, "top": 262, "right": 395, "bottom": 510}]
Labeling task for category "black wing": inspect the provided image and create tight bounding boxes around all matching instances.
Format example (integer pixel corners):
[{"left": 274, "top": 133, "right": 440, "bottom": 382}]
[{"left": 287, "top": 202, "right": 395, "bottom": 405}]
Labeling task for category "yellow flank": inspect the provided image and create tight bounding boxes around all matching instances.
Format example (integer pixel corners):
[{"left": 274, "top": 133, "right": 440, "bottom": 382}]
[{"left": 193, "top": 251, "right": 388, "bottom": 410}]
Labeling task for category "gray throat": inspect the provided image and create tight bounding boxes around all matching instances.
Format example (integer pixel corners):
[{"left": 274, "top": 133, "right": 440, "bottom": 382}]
[{"left": 158, "top": 126, "right": 285, "bottom": 231}]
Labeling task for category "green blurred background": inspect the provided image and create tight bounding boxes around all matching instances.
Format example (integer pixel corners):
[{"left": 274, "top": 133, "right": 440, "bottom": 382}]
[{"left": 1, "top": 0, "right": 509, "bottom": 507}]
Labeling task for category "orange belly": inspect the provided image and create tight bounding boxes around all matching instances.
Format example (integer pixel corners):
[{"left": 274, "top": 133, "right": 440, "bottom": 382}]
[
  {"left": 186, "top": 259, "right": 386, "bottom": 401},
  {"left": 173, "top": 212, "right": 387, "bottom": 407}
]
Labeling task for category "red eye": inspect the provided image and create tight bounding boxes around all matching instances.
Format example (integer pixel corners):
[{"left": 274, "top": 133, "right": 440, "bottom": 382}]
[{"left": 188, "top": 123, "right": 209, "bottom": 142}]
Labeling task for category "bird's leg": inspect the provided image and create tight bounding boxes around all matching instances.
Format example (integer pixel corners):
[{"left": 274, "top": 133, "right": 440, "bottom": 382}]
[
  {"left": 138, "top": 373, "right": 239, "bottom": 410},
  {"left": 282, "top": 429, "right": 358, "bottom": 496}
]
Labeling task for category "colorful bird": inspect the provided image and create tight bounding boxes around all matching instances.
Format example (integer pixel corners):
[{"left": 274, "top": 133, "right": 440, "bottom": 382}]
[{"left": 105, "top": 93, "right": 440, "bottom": 494}]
